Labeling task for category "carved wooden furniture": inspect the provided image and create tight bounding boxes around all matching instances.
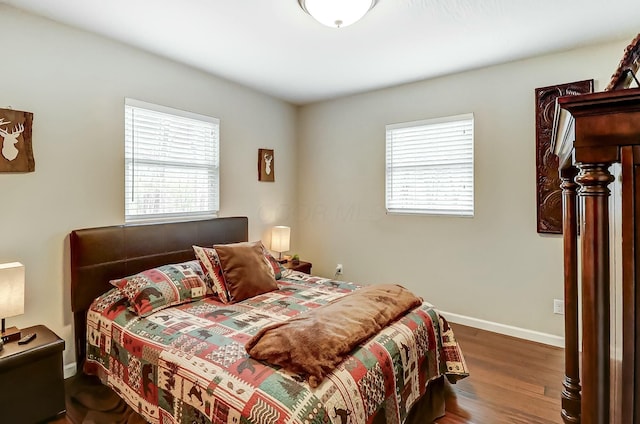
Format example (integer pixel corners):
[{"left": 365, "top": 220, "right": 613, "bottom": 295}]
[{"left": 556, "top": 87, "right": 640, "bottom": 424}]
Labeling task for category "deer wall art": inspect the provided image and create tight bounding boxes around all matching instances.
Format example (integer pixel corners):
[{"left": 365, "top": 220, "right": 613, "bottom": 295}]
[
  {"left": 0, "top": 108, "right": 34, "bottom": 172},
  {"left": 258, "top": 148, "right": 275, "bottom": 182}
]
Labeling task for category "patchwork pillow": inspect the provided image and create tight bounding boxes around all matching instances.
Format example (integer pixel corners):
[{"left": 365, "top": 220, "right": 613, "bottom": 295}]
[
  {"left": 261, "top": 244, "right": 285, "bottom": 280},
  {"left": 193, "top": 245, "right": 231, "bottom": 303},
  {"left": 110, "top": 261, "right": 208, "bottom": 317},
  {"left": 214, "top": 241, "right": 279, "bottom": 303}
]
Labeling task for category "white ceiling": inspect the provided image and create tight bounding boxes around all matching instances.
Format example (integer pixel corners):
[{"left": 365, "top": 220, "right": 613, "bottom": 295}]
[{"left": 3, "top": 0, "right": 640, "bottom": 105}]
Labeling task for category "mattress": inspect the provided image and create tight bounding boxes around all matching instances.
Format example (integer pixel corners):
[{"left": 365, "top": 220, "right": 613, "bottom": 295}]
[{"left": 85, "top": 271, "right": 468, "bottom": 424}]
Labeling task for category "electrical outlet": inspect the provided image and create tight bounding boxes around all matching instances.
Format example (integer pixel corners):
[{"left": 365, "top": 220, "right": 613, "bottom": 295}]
[
  {"left": 553, "top": 299, "right": 564, "bottom": 315},
  {"left": 335, "top": 264, "right": 343, "bottom": 275}
]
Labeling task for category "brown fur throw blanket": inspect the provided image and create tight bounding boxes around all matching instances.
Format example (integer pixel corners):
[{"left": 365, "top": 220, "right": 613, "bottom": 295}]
[{"left": 245, "top": 283, "right": 422, "bottom": 387}]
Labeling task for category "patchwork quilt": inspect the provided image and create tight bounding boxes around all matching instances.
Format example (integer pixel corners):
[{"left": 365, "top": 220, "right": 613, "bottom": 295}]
[{"left": 85, "top": 271, "right": 468, "bottom": 424}]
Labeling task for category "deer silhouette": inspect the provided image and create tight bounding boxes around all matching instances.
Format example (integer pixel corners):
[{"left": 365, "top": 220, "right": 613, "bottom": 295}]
[
  {"left": 333, "top": 407, "right": 352, "bottom": 424},
  {"left": 0, "top": 118, "right": 24, "bottom": 161},
  {"left": 188, "top": 383, "right": 203, "bottom": 405},
  {"left": 263, "top": 152, "right": 273, "bottom": 175}
]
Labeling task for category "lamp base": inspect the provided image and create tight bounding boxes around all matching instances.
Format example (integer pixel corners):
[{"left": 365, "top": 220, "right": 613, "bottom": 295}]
[
  {"left": 1, "top": 326, "right": 21, "bottom": 343},
  {"left": 278, "top": 254, "right": 292, "bottom": 264}
]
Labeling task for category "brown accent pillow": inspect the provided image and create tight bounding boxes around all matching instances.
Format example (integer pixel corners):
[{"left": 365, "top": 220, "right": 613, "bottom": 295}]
[{"left": 214, "top": 241, "right": 279, "bottom": 303}]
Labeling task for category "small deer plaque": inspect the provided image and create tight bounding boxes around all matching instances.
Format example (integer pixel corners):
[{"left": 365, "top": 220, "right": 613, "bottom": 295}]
[
  {"left": 0, "top": 108, "right": 34, "bottom": 172},
  {"left": 258, "top": 148, "right": 275, "bottom": 182}
]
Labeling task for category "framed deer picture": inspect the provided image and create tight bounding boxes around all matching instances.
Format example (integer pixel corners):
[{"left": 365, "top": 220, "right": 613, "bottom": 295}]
[
  {"left": 0, "top": 108, "right": 34, "bottom": 173},
  {"left": 258, "top": 148, "right": 275, "bottom": 182}
]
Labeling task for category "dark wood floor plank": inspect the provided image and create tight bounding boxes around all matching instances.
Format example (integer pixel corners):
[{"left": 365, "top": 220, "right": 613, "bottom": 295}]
[{"left": 438, "top": 323, "right": 563, "bottom": 424}]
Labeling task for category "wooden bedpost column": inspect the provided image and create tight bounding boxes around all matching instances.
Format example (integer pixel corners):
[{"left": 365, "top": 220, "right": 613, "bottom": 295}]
[
  {"left": 561, "top": 165, "right": 581, "bottom": 424},
  {"left": 621, "top": 146, "right": 639, "bottom": 423},
  {"left": 575, "top": 162, "right": 614, "bottom": 424}
]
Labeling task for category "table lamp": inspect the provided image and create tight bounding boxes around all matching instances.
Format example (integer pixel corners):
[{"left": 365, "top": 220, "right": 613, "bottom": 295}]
[
  {"left": 0, "top": 262, "right": 25, "bottom": 343},
  {"left": 271, "top": 226, "right": 291, "bottom": 262}
]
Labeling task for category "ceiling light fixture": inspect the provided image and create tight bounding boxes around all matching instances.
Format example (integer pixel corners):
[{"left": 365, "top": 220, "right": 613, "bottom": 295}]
[{"left": 298, "top": 0, "right": 377, "bottom": 28}]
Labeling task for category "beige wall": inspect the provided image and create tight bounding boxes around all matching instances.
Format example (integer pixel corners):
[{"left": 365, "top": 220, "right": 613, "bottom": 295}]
[
  {"left": 296, "top": 39, "right": 632, "bottom": 337},
  {"left": 1, "top": 3, "right": 634, "bottom": 367},
  {"left": 0, "top": 6, "right": 297, "bottom": 369}
]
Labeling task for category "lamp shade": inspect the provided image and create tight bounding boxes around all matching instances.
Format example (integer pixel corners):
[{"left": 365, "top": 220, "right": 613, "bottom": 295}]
[
  {"left": 0, "top": 262, "right": 25, "bottom": 319},
  {"left": 299, "top": 0, "right": 376, "bottom": 28},
  {"left": 271, "top": 226, "right": 291, "bottom": 253}
]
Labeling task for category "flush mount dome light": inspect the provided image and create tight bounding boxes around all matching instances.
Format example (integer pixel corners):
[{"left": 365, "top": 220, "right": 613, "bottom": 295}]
[{"left": 298, "top": 0, "right": 377, "bottom": 28}]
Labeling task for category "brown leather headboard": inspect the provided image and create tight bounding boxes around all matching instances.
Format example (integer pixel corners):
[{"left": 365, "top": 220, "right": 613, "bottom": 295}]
[{"left": 69, "top": 216, "right": 248, "bottom": 368}]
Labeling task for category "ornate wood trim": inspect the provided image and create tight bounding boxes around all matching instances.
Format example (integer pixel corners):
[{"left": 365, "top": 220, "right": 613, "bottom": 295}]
[
  {"left": 535, "top": 80, "right": 593, "bottom": 234},
  {"left": 606, "top": 33, "right": 640, "bottom": 91}
]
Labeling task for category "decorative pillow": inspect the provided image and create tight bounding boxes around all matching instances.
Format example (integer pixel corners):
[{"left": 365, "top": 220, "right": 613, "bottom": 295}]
[
  {"left": 261, "top": 244, "right": 285, "bottom": 280},
  {"left": 193, "top": 245, "right": 231, "bottom": 303},
  {"left": 213, "top": 241, "right": 279, "bottom": 303},
  {"left": 110, "top": 261, "right": 208, "bottom": 317},
  {"left": 182, "top": 259, "right": 212, "bottom": 294}
]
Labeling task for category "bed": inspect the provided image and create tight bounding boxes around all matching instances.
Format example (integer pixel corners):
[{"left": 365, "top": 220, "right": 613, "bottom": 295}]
[{"left": 70, "top": 217, "right": 468, "bottom": 424}]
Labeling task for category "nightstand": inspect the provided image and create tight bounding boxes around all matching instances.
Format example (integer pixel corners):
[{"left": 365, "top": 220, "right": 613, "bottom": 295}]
[
  {"left": 283, "top": 260, "right": 312, "bottom": 274},
  {"left": 0, "top": 325, "right": 66, "bottom": 423}
]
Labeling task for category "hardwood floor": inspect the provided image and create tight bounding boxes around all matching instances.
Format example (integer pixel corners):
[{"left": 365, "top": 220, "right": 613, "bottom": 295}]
[
  {"left": 49, "top": 323, "right": 564, "bottom": 424},
  {"left": 439, "top": 323, "right": 564, "bottom": 424}
]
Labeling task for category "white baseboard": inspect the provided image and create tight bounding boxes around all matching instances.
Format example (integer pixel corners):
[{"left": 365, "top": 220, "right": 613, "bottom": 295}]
[
  {"left": 439, "top": 310, "right": 565, "bottom": 348},
  {"left": 64, "top": 362, "right": 77, "bottom": 379}
]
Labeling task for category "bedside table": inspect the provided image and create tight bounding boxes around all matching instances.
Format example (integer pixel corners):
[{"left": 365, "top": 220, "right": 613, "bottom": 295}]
[
  {"left": 0, "top": 325, "right": 66, "bottom": 423},
  {"left": 283, "top": 260, "right": 312, "bottom": 274}
]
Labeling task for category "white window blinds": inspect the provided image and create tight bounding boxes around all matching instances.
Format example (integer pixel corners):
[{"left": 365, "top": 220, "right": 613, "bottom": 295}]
[
  {"left": 125, "top": 98, "right": 220, "bottom": 222},
  {"left": 386, "top": 114, "right": 474, "bottom": 216}
]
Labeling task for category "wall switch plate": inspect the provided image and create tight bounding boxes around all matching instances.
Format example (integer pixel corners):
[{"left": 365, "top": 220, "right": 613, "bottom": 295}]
[
  {"left": 335, "top": 264, "right": 343, "bottom": 275},
  {"left": 553, "top": 299, "right": 564, "bottom": 315}
]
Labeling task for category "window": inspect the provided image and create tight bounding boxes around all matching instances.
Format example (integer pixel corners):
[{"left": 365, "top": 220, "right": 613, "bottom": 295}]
[
  {"left": 125, "top": 98, "right": 219, "bottom": 222},
  {"left": 385, "top": 113, "right": 474, "bottom": 216}
]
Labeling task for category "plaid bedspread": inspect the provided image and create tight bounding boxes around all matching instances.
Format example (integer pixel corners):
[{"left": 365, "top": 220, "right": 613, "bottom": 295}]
[{"left": 85, "top": 272, "right": 468, "bottom": 424}]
